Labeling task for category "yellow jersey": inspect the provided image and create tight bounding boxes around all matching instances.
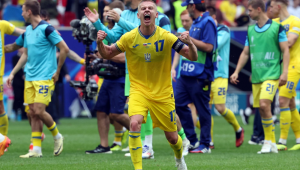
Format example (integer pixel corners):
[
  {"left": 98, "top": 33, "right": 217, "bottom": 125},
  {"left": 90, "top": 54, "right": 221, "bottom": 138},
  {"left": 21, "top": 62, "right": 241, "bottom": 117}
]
[
  {"left": 274, "top": 15, "right": 300, "bottom": 64},
  {"left": 116, "top": 26, "right": 180, "bottom": 101},
  {"left": 0, "top": 20, "right": 15, "bottom": 76}
]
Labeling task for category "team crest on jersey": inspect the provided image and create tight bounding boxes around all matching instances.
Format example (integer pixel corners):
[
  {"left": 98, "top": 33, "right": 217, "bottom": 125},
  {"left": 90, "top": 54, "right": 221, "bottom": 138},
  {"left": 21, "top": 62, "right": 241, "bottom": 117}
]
[
  {"left": 143, "top": 43, "right": 151, "bottom": 48},
  {"left": 144, "top": 53, "right": 151, "bottom": 62},
  {"left": 284, "top": 24, "right": 290, "bottom": 32}
]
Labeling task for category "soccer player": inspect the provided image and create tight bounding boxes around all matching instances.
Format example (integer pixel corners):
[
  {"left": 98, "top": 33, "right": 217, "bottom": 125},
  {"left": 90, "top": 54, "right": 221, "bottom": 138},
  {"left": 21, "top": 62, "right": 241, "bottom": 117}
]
[
  {"left": 230, "top": 0, "right": 289, "bottom": 154},
  {"left": 269, "top": 0, "right": 300, "bottom": 151},
  {"left": 176, "top": 0, "right": 217, "bottom": 154},
  {"left": 84, "top": 0, "right": 190, "bottom": 158},
  {"left": 7, "top": 0, "right": 69, "bottom": 158},
  {"left": 207, "top": 6, "right": 244, "bottom": 148},
  {"left": 96, "top": 0, "right": 197, "bottom": 169},
  {"left": 0, "top": 19, "right": 24, "bottom": 140}
]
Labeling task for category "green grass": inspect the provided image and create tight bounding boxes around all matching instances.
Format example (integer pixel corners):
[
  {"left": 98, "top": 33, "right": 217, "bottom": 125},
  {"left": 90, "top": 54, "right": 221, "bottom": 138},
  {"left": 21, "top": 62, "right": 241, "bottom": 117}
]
[{"left": 1, "top": 116, "right": 300, "bottom": 170}]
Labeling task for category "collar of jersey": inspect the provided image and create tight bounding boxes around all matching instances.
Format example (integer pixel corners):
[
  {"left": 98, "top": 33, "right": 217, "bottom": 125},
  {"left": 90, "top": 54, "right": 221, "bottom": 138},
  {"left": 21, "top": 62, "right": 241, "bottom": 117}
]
[
  {"left": 280, "top": 15, "right": 291, "bottom": 23},
  {"left": 31, "top": 20, "right": 48, "bottom": 30},
  {"left": 255, "top": 19, "right": 272, "bottom": 32},
  {"left": 193, "top": 12, "right": 209, "bottom": 24},
  {"left": 138, "top": 26, "right": 157, "bottom": 39},
  {"left": 130, "top": 8, "right": 138, "bottom": 12}
]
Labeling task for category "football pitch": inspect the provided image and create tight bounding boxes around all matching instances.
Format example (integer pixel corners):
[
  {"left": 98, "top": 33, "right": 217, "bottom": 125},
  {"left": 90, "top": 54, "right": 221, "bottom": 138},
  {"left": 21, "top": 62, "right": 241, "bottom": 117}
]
[{"left": 1, "top": 116, "right": 300, "bottom": 170}]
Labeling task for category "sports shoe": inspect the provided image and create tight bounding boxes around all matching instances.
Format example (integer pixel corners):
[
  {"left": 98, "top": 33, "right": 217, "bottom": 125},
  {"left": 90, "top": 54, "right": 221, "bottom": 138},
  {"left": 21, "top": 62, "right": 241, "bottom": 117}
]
[
  {"left": 182, "top": 138, "right": 190, "bottom": 156},
  {"left": 189, "top": 144, "right": 211, "bottom": 153},
  {"left": 122, "top": 130, "right": 129, "bottom": 147},
  {"left": 124, "top": 152, "right": 131, "bottom": 157},
  {"left": 110, "top": 143, "right": 122, "bottom": 151},
  {"left": 288, "top": 143, "right": 300, "bottom": 151},
  {"left": 236, "top": 128, "right": 244, "bottom": 147},
  {"left": 54, "top": 136, "right": 63, "bottom": 156},
  {"left": 248, "top": 136, "right": 264, "bottom": 145},
  {"left": 188, "top": 141, "right": 199, "bottom": 151},
  {"left": 29, "top": 133, "right": 46, "bottom": 151},
  {"left": 86, "top": 145, "right": 112, "bottom": 154},
  {"left": 0, "top": 136, "right": 11, "bottom": 157},
  {"left": 20, "top": 151, "right": 42, "bottom": 158},
  {"left": 122, "top": 146, "right": 129, "bottom": 152},
  {"left": 240, "top": 111, "right": 250, "bottom": 125},
  {"left": 142, "top": 145, "right": 154, "bottom": 159},
  {"left": 257, "top": 141, "right": 277, "bottom": 154},
  {"left": 209, "top": 142, "right": 215, "bottom": 149},
  {"left": 276, "top": 143, "right": 287, "bottom": 151},
  {"left": 175, "top": 156, "right": 188, "bottom": 170}
]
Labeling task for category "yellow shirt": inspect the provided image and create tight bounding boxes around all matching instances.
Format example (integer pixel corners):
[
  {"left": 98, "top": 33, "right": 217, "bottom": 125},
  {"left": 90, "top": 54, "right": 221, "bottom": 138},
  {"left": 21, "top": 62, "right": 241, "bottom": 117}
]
[
  {"left": 0, "top": 20, "right": 15, "bottom": 76},
  {"left": 116, "top": 26, "right": 178, "bottom": 100},
  {"left": 274, "top": 15, "right": 300, "bottom": 64},
  {"left": 219, "top": 1, "right": 237, "bottom": 23}
]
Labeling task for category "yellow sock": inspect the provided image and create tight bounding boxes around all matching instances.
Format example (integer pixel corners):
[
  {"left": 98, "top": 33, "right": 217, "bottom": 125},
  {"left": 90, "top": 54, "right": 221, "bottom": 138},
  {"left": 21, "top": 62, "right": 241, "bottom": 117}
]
[
  {"left": 291, "top": 108, "right": 300, "bottom": 139},
  {"left": 47, "top": 122, "right": 59, "bottom": 137},
  {"left": 279, "top": 107, "right": 291, "bottom": 139},
  {"left": 221, "top": 108, "right": 241, "bottom": 132},
  {"left": 271, "top": 124, "right": 276, "bottom": 143},
  {"left": 262, "top": 118, "right": 273, "bottom": 141},
  {"left": 32, "top": 132, "right": 42, "bottom": 147},
  {"left": 129, "top": 131, "right": 142, "bottom": 170},
  {"left": 0, "top": 113, "right": 8, "bottom": 136},
  {"left": 169, "top": 135, "right": 183, "bottom": 159},
  {"left": 211, "top": 115, "right": 214, "bottom": 143},
  {"left": 114, "top": 131, "right": 124, "bottom": 143},
  {"left": 196, "top": 120, "right": 200, "bottom": 129}
]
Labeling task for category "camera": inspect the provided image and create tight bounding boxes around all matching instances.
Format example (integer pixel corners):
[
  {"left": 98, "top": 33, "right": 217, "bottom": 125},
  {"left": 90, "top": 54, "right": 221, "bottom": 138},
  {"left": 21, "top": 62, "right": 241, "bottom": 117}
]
[
  {"left": 70, "top": 16, "right": 97, "bottom": 46},
  {"left": 87, "top": 58, "right": 125, "bottom": 79}
]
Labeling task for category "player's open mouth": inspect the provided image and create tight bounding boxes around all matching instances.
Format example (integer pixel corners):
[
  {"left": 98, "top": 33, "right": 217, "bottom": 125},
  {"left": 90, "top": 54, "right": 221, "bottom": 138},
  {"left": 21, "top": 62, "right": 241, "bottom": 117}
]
[{"left": 144, "top": 13, "right": 151, "bottom": 21}]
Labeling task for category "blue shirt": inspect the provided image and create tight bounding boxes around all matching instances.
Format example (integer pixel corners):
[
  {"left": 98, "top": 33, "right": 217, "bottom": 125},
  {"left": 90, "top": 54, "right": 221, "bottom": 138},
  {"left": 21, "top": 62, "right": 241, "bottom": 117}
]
[
  {"left": 176, "top": 27, "right": 186, "bottom": 78},
  {"left": 188, "top": 12, "right": 217, "bottom": 81},
  {"left": 215, "top": 24, "right": 230, "bottom": 78},
  {"left": 15, "top": 33, "right": 24, "bottom": 47},
  {"left": 24, "top": 21, "right": 62, "bottom": 81},
  {"left": 245, "top": 19, "right": 287, "bottom": 46},
  {"left": 93, "top": 9, "right": 171, "bottom": 74}
]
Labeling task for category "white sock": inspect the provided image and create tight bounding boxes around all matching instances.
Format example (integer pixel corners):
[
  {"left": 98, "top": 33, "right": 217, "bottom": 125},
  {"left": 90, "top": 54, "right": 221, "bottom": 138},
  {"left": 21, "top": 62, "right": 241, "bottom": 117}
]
[
  {"left": 145, "top": 135, "right": 153, "bottom": 149},
  {"left": 33, "top": 146, "right": 42, "bottom": 154},
  {"left": 278, "top": 138, "right": 287, "bottom": 145},
  {"left": 236, "top": 127, "right": 242, "bottom": 133},
  {"left": 122, "top": 127, "right": 127, "bottom": 132},
  {"left": 54, "top": 133, "right": 62, "bottom": 140},
  {"left": 0, "top": 133, "right": 5, "bottom": 142},
  {"left": 114, "top": 141, "right": 122, "bottom": 146},
  {"left": 296, "top": 138, "right": 300, "bottom": 144}
]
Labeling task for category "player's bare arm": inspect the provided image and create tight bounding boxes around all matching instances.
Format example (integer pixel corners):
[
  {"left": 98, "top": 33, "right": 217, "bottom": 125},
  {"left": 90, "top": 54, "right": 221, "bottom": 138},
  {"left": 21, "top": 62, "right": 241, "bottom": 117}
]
[
  {"left": 171, "top": 52, "right": 180, "bottom": 82},
  {"left": 190, "top": 37, "right": 213, "bottom": 53},
  {"left": 177, "top": 31, "right": 197, "bottom": 61},
  {"left": 6, "top": 48, "right": 28, "bottom": 87},
  {"left": 287, "top": 33, "right": 298, "bottom": 48},
  {"left": 230, "top": 46, "right": 250, "bottom": 85},
  {"left": 11, "top": 27, "right": 25, "bottom": 36},
  {"left": 68, "top": 50, "right": 85, "bottom": 64},
  {"left": 96, "top": 31, "right": 121, "bottom": 60},
  {"left": 5, "top": 42, "right": 22, "bottom": 53},
  {"left": 278, "top": 40, "right": 289, "bottom": 86},
  {"left": 53, "top": 40, "right": 70, "bottom": 82}
]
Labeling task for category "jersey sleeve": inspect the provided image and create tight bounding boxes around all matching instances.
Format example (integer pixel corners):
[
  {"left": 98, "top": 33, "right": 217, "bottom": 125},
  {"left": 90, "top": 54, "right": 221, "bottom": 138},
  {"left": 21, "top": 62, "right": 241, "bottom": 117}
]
[
  {"left": 278, "top": 25, "right": 288, "bottom": 43},
  {"left": 45, "top": 25, "right": 63, "bottom": 45},
  {"left": 115, "top": 34, "right": 127, "bottom": 52},
  {"left": 15, "top": 33, "right": 25, "bottom": 47},
  {"left": 217, "top": 29, "right": 230, "bottom": 49},
  {"left": 245, "top": 36, "right": 249, "bottom": 46},
  {"left": 167, "top": 33, "right": 184, "bottom": 53},
  {"left": 2, "top": 20, "right": 15, "bottom": 35},
  {"left": 288, "top": 19, "right": 300, "bottom": 36},
  {"left": 93, "top": 19, "right": 124, "bottom": 43}
]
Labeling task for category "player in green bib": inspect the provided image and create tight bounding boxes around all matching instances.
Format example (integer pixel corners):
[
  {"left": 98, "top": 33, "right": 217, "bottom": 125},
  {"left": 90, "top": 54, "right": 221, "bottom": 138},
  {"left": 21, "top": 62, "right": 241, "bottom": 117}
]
[{"left": 230, "top": 0, "right": 289, "bottom": 154}]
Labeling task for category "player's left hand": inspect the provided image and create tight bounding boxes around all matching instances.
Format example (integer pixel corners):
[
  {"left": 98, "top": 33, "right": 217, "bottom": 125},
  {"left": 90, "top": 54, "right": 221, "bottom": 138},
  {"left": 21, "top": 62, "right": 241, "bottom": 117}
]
[
  {"left": 279, "top": 73, "right": 287, "bottom": 87},
  {"left": 52, "top": 72, "right": 60, "bottom": 83},
  {"left": 6, "top": 74, "right": 14, "bottom": 88},
  {"left": 107, "top": 10, "right": 120, "bottom": 22},
  {"left": 179, "top": 31, "right": 192, "bottom": 45}
]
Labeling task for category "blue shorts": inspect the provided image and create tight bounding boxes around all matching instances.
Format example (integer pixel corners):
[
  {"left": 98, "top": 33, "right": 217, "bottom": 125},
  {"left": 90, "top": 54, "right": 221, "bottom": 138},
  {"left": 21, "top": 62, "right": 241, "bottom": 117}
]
[{"left": 95, "top": 80, "right": 127, "bottom": 114}]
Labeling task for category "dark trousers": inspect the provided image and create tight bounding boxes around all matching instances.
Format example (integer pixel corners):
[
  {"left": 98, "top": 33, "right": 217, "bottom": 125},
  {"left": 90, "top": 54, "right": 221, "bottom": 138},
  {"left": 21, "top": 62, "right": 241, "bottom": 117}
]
[
  {"left": 252, "top": 108, "right": 264, "bottom": 141},
  {"left": 175, "top": 76, "right": 211, "bottom": 146}
]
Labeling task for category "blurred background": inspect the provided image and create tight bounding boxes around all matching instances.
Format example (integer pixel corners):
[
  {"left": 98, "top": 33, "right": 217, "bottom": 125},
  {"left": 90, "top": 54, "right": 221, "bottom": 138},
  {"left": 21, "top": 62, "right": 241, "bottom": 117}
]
[{"left": 2, "top": 0, "right": 300, "bottom": 123}]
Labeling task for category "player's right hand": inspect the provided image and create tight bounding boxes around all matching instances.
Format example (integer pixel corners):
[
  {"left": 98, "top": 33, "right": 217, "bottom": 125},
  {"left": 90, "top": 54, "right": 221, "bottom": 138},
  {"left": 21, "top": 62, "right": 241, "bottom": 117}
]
[
  {"left": 230, "top": 72, "right": 239, "bottom": 85},
  {"left": 97, "top": 31, "right": 107, "bottom": 43},
  {"left": 279, "top": 73, "right": 288, "bottom": 87},
  {"left": 171, "top": 69, "right": 177, "bottom": 82},
  {"left": 84, "top": 7, "right": 99, "bottom": 23},
  {"left": 6, "top": 74, "right": 14, "bottom": 88}
]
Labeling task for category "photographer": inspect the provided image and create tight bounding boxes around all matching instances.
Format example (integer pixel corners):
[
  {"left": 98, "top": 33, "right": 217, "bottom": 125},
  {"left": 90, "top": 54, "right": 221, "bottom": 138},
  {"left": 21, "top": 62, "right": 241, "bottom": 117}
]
[{"left": 85, "top": 3, "right": 130, "bottom": 154}]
